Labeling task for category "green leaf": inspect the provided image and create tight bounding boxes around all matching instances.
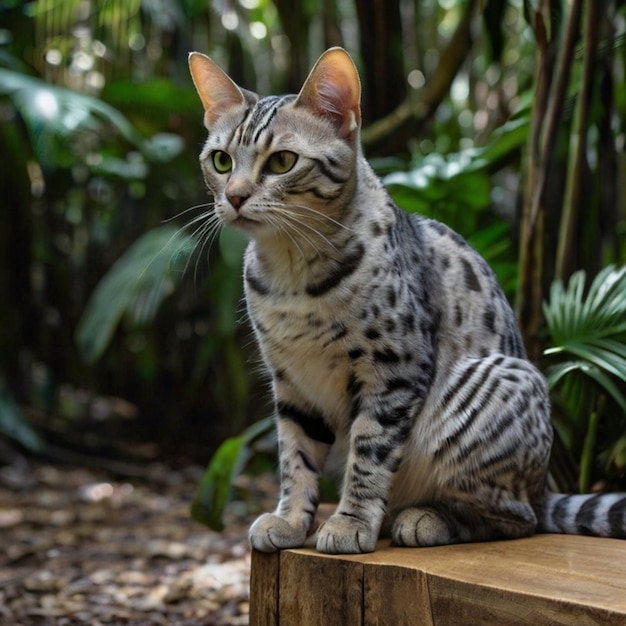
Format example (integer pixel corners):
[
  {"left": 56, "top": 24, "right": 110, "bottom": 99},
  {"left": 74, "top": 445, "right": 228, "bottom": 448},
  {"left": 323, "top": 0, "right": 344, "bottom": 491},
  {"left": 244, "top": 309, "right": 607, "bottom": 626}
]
[
  {"left": 544, "top": 361, "right": 626, "bottom": 415},
  {"left": 75, "top": 225, "right": 195, "bottom": 363},
  {"left": 143, "top": 133, "right": 185, "bottom": 162},
  {"left": 102, "top": 78, "right": 199, "bottom": 116},
  {"left": 218, "top": 227, "right": 249, "bottom": 270},
  {"left": 191, "top": 417, "right": 275, "bottom": 531},
  {"left": 0, "top": 392, "right": 43, "bottom": 452},
  {"left": 0, "top": 68, "right": 171, "bottom": 171},
  {"left": 544, "top": 266, "right": 626, "bottom": 344}
]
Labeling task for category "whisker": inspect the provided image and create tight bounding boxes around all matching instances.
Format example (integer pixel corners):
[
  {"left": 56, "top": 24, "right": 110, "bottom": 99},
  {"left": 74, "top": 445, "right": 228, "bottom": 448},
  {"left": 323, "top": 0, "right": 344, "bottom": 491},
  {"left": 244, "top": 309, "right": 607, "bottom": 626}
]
[
  {"left": 268, "top": 206, "right": 340, "bottom": 256},
  {"left": 190, "top": 217, "right": 223, "bottom": 284},
  {"left": 273, "top": 200, "right": 353, "bottom": 233},
  {"left": 263, "top": 212, "right": 309, "bottom": 262},
  {"left": 174, "top": 207, "right": 223, "bottom": 284},
  {"left": 163, "top": 201, "right": 214, "bottom": 223}
]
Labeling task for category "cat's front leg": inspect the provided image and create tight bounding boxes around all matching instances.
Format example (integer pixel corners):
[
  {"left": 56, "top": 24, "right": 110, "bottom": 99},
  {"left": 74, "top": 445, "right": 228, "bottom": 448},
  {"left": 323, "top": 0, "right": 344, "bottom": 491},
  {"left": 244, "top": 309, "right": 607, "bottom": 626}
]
[
  {"left": 249, "top": 402, "right": 333, "bottom": 552},
  {"left": 317, "top": 406, "right": 413, "bottom": 554}
]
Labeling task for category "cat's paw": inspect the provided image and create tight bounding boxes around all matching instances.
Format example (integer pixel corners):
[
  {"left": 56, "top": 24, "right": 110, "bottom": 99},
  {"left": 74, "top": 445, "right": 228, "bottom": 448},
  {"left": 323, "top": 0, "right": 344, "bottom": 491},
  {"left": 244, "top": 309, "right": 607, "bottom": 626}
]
[
  {"left": 391, "top": 506, "right": 453, "bottom": 547},
  {"left": 248, "top": 513, "right": 307, "bottom": 552},
  {"left": 316, "top": 513, "right": 377, "bottom": 554}
]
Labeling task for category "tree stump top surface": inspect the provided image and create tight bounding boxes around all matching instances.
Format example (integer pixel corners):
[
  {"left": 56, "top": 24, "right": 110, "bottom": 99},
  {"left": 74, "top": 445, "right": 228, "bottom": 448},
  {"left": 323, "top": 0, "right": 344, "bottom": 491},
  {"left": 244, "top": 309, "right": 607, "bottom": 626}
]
[{"left": 250, "top": 534, "right": 626, "bottom": 625}]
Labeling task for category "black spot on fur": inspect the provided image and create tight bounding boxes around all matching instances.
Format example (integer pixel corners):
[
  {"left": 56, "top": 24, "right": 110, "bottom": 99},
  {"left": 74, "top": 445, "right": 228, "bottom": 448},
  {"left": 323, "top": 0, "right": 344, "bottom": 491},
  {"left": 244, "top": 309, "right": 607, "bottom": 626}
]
[
  {"left": 305, "top": 243, "right": 365, "bottom": 297},
  {"left": 245, "top": 265, "right": 270, "bottom": 296},
  {"left": 329, "top": 322, "right": 348, "bottom": 341},
  {"left": 373, "top": 347, "right": 400, "bottom": 363},
  {"left": 373, "top": 405, "right": 409, "bottom": 427},
  {"left": 455, "top": 303, "right": 463, "bottom": 326},
  {"left": 385, "top": 377, "right": 413, "bottom": 392},
  {"left": 307, "top": 313, "right": 323, "bottom": 327},
  {"left": 277, "top": 402, "right": 335, "bottom": 445},
  {"left": 400, "top": 313, "right": 415, "bottom": 333},
  {"left": 348, "top": 347, "right": 365, "bottom": 360},
  {"left": 484, "top": 307, "right": 496, "bottom": 333},
  {"left": 297, "top": 449, "right": 319, "bottom": 473},
  {"left": 461, "top": 258, "right": 482, "bottom": 292},
  {"left": 365, "top": 327, "right": 381, "bottom": 340}
]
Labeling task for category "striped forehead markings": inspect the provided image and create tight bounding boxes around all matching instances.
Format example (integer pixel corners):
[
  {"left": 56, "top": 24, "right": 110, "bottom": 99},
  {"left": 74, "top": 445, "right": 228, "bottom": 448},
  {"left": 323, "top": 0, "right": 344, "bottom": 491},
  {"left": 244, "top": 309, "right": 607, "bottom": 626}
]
[{"left": 239, "top": 95, "right": 295, "bottom": 146}]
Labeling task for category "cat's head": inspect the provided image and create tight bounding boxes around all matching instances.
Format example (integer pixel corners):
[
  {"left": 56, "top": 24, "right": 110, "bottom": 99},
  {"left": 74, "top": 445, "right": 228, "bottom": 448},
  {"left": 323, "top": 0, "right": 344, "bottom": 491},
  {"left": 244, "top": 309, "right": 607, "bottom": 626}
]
[{"left": 188, "top": 48, "right": 361, "bottom": 243}]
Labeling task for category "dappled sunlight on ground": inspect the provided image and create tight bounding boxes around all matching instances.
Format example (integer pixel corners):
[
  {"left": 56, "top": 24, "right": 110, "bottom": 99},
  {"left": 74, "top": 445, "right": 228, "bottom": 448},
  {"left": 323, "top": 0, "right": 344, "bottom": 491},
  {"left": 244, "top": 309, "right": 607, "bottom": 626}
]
[{"left": 0, "top": 458, "right": 278, "bottom": 625}]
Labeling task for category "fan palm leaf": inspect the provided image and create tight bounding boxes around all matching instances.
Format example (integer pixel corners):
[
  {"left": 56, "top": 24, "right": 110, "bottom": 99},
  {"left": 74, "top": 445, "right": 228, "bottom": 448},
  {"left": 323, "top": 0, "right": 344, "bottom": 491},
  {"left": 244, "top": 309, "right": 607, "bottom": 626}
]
[{"left": 542, "top": 265, "right": 626, "bottom": 491}]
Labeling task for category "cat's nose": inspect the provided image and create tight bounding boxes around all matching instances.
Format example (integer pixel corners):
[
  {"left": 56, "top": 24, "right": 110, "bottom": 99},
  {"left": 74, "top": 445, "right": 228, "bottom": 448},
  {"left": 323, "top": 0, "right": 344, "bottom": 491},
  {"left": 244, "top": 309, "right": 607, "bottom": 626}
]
[{"left": 227, "top": 193, "right": 249, "bottom": 210}]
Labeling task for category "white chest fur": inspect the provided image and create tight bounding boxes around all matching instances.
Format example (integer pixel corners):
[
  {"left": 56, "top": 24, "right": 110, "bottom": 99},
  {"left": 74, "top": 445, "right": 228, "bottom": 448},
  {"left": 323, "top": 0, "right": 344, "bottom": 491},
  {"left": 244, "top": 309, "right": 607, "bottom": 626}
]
[{"left": 248, "top": 291, "right": 354, "bottom": 430}]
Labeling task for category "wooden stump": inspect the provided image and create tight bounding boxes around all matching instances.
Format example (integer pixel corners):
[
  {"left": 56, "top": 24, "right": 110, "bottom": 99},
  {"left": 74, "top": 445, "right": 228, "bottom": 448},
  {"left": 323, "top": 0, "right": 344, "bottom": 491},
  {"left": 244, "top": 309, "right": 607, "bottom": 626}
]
[{"left": 250, "top": 535, "right": 626, "bottom": 625}]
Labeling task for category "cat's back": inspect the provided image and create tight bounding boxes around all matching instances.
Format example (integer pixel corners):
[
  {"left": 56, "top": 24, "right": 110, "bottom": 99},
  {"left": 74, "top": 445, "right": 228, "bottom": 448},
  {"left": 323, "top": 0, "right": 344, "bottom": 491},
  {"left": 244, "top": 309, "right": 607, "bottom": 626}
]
[{"left": 400, "top": 211, "right": 525, "bottom": 362}]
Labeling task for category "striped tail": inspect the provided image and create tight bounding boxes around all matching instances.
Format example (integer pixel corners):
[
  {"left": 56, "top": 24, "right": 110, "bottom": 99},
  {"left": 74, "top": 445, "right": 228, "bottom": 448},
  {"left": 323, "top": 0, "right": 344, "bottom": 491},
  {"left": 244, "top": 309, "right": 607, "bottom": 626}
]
[{"left": 538, "top": 492, "right": 626, "bottom": 538}]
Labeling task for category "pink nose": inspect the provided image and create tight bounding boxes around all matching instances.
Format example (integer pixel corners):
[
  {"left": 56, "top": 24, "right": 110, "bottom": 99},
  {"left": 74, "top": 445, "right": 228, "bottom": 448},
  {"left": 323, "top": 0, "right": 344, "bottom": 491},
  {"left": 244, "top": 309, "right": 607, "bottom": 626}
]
[{"left": 227, "top": 194, "right": 249, "bottom": 210}]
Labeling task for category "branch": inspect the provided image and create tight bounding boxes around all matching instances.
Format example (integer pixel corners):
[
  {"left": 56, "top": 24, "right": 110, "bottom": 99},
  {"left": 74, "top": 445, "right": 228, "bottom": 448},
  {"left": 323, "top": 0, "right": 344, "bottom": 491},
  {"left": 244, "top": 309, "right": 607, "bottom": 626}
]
[
  {"left": 361, "top": 0, "right": 477, "bottom": 147},
  {"left": 516, "top": 0, "right": 583, "bottom": 361},
  {"left": 555, "top": 0, "right": 601, "bottom": 281}
]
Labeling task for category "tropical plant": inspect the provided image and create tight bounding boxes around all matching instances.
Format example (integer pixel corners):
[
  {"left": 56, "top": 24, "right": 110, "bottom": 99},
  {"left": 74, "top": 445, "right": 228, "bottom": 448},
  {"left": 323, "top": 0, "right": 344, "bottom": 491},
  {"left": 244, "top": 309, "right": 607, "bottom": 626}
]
[
  {"left": 74, "top": 225, "right": 196, "bottom": 363},
  {"left": 191, "top": 416, "right": 274, "bottom": 531},
  {"left": 383, "top": 112, "right": 530, "bottom": 298},
  {"left": 543, "top": 265, "right": 626, "bottom": 493},
  {"left": 0, "top": 391, "right": 43, "bottom": 453}
]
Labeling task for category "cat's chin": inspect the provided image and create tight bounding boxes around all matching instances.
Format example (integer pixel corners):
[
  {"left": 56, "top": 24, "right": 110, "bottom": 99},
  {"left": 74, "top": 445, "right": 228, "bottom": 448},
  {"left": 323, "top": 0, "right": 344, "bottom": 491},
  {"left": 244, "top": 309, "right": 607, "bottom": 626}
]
[{"left": 228, "top": 215, "right": 263, "bottom": 233}]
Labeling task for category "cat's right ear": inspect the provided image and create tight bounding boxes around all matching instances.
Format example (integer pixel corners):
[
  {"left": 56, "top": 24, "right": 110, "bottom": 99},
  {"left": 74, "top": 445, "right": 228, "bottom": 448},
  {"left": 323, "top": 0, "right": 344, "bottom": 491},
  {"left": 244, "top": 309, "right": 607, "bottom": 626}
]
[
  {"left": 188, "top": 52, "right": 246, "bottom": 127},
  {"left": 295, "top": 47, "right": 361, "bottom": 138}
]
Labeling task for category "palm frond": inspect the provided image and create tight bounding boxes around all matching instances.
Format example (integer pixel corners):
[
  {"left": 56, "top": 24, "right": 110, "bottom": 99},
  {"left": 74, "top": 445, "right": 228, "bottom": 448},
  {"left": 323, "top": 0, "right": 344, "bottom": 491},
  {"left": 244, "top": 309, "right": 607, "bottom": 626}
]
[
  {"left": 544, "top": 265, "right": 626, "bottom": 344},
  {"left": 75, "top": 225, "right": 195, "bottom": 363},
  {"left": 542, "top": 265, "right": 626, "bottom": 490}
]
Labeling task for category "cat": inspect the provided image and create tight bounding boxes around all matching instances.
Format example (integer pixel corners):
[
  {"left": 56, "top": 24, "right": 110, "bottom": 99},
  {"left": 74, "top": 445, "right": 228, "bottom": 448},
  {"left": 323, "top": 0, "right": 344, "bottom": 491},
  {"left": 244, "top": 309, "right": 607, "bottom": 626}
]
[{"left": 188, "top": 47, "right": 626, "bottom": 554}]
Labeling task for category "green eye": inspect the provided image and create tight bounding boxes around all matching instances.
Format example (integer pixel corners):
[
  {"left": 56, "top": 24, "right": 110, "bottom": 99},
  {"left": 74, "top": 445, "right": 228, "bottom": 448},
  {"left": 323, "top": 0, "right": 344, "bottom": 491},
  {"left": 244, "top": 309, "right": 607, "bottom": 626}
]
[
  {"left": 212, "top": 150, "right": 233, "bottom": 173},
  {"left": 267, "top": 151, "right": 298, "bottom": 174}
]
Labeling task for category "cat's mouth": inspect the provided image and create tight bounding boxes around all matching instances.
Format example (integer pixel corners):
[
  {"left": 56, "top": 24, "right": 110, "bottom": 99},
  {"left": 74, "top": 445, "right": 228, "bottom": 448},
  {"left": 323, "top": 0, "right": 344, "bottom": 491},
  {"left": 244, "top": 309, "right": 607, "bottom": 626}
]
[{"left": 230, "top": 214, "right": 262, "bottom": 231}]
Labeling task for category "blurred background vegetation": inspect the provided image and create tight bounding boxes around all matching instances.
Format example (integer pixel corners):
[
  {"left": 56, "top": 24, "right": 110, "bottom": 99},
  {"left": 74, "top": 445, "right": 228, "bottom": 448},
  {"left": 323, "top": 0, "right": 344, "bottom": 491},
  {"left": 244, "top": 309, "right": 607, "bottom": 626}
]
[{"left": 1, "top": 0, "right": 625, "bottom": 508}]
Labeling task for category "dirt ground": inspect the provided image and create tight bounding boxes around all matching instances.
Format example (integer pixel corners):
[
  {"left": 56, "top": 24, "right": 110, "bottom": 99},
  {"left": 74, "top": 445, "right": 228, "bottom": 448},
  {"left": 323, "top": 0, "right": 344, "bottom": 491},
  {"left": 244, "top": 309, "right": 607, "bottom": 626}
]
[{"left": 0, "top": 454, "right": 278, "bottom": 625}]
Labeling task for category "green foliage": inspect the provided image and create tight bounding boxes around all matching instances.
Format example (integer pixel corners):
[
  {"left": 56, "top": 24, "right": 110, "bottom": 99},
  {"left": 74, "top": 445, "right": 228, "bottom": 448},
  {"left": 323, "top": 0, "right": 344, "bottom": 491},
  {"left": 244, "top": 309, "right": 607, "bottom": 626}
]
[
  {"left": 0, "top": 68, "right": 185, "bottom": 173},
  {"left": 543, "top": 266, "right": 626, "bottom": 490},
  {"left": 75, "top": 225, "right": 196, "bottom": 363},
  {"left": 191, "top": 417, "right": 274, "bottom": 531},
  {"left": 1, "top": 0, "right": 624, "bottom": 509},
  {"left": 0, "top": 391, "right": 43, "bottom": 453},
  {"left": 383, "top": 114, "right": 529, "bottom": 298}
]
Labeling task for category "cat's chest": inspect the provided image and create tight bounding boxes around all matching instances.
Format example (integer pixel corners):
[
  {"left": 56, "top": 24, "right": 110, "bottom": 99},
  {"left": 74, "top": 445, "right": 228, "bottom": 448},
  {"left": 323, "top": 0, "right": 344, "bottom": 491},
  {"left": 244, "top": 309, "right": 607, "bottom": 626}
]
[{"left": 249, "top": 295, "right": 354, "bottom": 419}]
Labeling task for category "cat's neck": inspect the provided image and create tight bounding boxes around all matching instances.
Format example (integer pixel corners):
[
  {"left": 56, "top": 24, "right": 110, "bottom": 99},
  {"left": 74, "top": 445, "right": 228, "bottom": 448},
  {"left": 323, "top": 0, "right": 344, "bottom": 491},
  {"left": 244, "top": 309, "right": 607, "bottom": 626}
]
[
  {"left": 245, "top": 158, "right": 391, "bottom": 295},
  {"left": 247, "top": 221, "right": 349, "bottom": 294}
]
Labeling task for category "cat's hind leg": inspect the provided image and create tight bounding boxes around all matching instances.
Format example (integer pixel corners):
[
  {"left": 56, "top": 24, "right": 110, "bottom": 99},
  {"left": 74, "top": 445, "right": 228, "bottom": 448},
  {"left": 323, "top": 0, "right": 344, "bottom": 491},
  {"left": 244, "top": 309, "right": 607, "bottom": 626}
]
[
  {"left": 391, "top": 354, "right": 552, "bottom": 548},
  {"left": 391, "top": 498, "right": 537, "bottom": 547}
]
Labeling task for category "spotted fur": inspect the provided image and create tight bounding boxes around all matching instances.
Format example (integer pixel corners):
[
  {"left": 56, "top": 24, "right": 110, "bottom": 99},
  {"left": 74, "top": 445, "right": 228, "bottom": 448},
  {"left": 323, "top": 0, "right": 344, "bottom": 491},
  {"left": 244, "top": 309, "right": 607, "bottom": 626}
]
[{"left": 189, "top": 48, "right": 626, "bottom": 554}]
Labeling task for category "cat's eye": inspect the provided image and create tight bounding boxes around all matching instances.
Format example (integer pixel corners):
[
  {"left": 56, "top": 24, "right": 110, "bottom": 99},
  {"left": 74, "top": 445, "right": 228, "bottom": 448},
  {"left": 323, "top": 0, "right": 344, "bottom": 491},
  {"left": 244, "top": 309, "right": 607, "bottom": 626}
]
[
  {"left": 266, "top": 151, "right": 298, "bottom": 174},
  {"left": 212, "top": 150, "right": 233, "bottom": 174}
]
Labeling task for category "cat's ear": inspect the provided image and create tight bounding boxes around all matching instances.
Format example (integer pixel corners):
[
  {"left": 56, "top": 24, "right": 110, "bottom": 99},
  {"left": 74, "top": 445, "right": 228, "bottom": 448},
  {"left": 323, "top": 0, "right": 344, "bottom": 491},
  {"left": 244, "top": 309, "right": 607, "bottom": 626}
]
[
  {"left": 295, "top": 47, "right": 361, "bottom": 138},
  {"left": 188, "top": 52, "right": 248, "bottom": 127}
]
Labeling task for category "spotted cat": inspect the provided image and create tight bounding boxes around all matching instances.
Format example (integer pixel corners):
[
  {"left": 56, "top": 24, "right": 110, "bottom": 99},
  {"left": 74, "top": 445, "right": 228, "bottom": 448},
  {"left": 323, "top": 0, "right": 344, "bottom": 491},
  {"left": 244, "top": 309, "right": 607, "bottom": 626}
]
[{"left": 188, "top": 48, "right": 626, "bottom": 553}]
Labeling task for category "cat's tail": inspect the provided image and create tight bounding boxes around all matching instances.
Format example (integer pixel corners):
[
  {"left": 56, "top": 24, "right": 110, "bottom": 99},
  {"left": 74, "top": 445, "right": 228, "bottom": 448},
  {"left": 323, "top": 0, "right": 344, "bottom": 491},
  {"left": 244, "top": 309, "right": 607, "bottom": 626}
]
[{"left": 537, "top": 492, "right": 626, "bottom": 538}]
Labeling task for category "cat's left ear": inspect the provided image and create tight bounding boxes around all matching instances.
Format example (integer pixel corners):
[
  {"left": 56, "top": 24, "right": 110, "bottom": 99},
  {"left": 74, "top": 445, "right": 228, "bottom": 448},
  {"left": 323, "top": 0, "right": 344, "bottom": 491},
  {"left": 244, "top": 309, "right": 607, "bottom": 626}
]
[
  {"left": 188, "top": 52, "right": 248, "bottom": 128},
  {"left": 295, "top": 47, "right": 361, "bottom": 138}
]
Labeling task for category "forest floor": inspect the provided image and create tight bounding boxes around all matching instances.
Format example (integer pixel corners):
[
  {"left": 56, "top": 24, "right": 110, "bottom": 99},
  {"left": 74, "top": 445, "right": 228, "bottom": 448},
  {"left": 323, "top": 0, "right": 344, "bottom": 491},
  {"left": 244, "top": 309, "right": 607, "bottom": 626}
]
[{"left": 0, "top": 453, "right": 278, "bottom": 625}]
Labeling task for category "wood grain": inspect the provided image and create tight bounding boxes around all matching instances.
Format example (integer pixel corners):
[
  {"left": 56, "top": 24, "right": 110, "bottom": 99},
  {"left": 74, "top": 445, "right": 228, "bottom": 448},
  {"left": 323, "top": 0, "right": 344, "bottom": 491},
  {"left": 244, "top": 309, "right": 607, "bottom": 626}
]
[
  {"left": 250, "top": 535, "right": 626, "bottom": 625},
  {"left": 249, "top": 550, "right": 279, "bottom": 626}
]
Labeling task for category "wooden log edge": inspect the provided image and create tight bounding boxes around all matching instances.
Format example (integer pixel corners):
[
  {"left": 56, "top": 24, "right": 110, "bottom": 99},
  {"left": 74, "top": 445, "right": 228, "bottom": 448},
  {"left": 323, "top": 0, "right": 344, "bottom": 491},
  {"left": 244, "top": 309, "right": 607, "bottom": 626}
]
[{"left": 250, "top": 535, "right": 626, "bottom": 625}]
